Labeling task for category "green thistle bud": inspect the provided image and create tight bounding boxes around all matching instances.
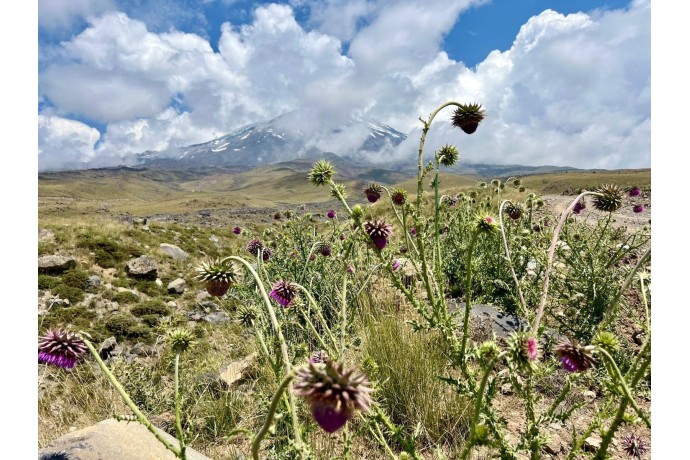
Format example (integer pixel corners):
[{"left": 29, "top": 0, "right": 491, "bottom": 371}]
[
  {"left": 593, "top": 331, "right": 620, "bottom": 354},
  {"left": 474, "top": 213, "right": 499, "bottom": 234},
  {"left": 167, "top": 328, "right": 195, "bottom": 354},
  {"left": 351, "top": 204, "right": 364, "bottom": 225},
  {"left": 308, "top": 160, "right": 336, "bottom": 187},
  {"left": 436, "top": 144, "right": 460, "bottom": 167},
  {"left": 518, "top": 185, "right": 526, "bottom": 193},
  {"left": 477, "top": 340, "right": 501, "bottom": 365}
]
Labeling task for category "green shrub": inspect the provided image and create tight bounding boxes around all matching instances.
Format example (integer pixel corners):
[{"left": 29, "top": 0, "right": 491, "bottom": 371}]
[
  {"left": 111, "top": 291, "right": 140, "bottom": 304},
  {"left": 130, "top": 300, "right": 170, "bottom": 317},
  {"left": 39, "top": 306, "right": 107, "bottom": 343},
  {"left": 105, "top": 314, "right": 152, "bottom": 341},
  {"left": 38, "top": 275, "right": 61, "bottom": 290},
  {"left": 135, "top": 280, "right": 164, "bottom": 297},
  {"left": 140, "top": 314, "right": 161, "bottom": 327},
  {"left": 51, "top": 284, "right": 85, "bottom": 304},
  {"left": 61, "top": 269, "right": 90, "bottom": 290}
]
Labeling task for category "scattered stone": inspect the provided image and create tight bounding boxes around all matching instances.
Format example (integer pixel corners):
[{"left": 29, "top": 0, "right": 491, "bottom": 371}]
[
  {"left": 203, "top": 311, "right": 231, "bottom": 324},
  {"left": 195, "top": 290, "right": 211, "bottom": 302},
  {"left": 167, "top": 278, "right": 186, "bottom": 294},
  {"left": 86, "top": 275, "right": 101, "bottom": 290},
  {"left": 159, "top": 243, "right": 189, "bottom": 261},
  {"left": 582, "top": 390, "right": 597, "bottom": 400},
  {"left": 450, "top": 302, "right": 524, "bottom": 339},
  {"left": 38, "top": 255, "right": 77, "bottom": 274},
  {"left": 166, "top": 301, "right": 177, "bottom": 309},
  {"left": 219, "top": 352, "right": 259, "bottom": 387},
  {"left": 99, "top": 337, "right": 118, "bottom": 360},
  {"left": 543, "top": 433, "right": 564, "bottom": 456},
  {"left": 38, "top": 418, "right": 212, "bottom": 460},
  {"left": 130, "top": 342, "right": 154, "bottom": 357},
  {"left": 500, "top": 383, "right": 514, "bottom": 395},
  {"left": 125, "top": 256, "right": 158, "bottom": 280},
  {"left": 116, "top": 287, "right": 140, "bottom": 298},
  {"left": 209, "top": 235, "right": 220, "bottom": 244},
  {"left": 584, "top": 436, "right": 602, "bottom": 452},
  {"left": 199, "top": 300, "right": 219, "bottom": 311},
  {"left": 38, "top": 228, "right": 55, "bottom": 242},
  {"left": 155, "top": 278, "right": 163, "bottom": 287}
]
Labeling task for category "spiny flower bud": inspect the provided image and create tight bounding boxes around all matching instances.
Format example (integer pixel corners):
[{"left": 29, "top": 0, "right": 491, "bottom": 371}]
[
  {"left": 308, "top": 160, "right": 336, "bottom": 186},
  {"left": 363, "top": 183, "right": 383, "bottom": 203},
  {"left": 246, "top": 239, "right": 272, "bottom": 261},
  {"left": 592, "top": 331, "right": 620, "bottom": 354},
  {"left": 195, "top": 258, "right": 243, "bottom": 297},
  {"left": 364, "top": 220, "right": 393, "bottom": 250},
  {"left": 237, "top": 305, "right": 258, "bottom": 327},
  {"left": 477, "top": 340, "right": 501, "bottom": 365},
  {"left": 554, "top": 338, "right": 596, "bottom": 373},
  {"left": 593, "top": 184, "right": 624, "bottom": 212},
  {"left": 318, "top": 243, "right": 332, "bottom": 257},
  {"left": 474, "top": 213, "right": 499, "bottom": 234},
  {"left": 451, "top": 103, "right": 487, "bottom": 134},
  {"left": 38, "top": 329, "right": 87, "bottom": 369},
  {"left": 327, "top": 210, "right": 336, "bottom": 219},
  {"left": 269, "top": 280, "right": 299, "bottom": 307},
  {"left": 293, "top": 361, "right": 373, "bottom": 433},
  {"left": 350, "top": 204, "right": 364, "bottom": 225},
  {"left": 167, "top": 328, "right": 195, "bottom": 354},
  {"left": 436, "top": 144, "right": 460, "bottom": 167},
  {"left": 390, "top": 188, "right": 407, "bottom": 206}
]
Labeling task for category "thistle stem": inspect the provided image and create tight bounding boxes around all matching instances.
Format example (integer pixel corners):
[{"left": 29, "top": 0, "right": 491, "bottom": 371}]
[
  {"left": 251, "top": 373, "right": 295, "bottom": 460},
  {"left": 459, "top": 231, "right": 480, "bottom": 362},
  {"left": 498, "top": 200, "right": 527, "bottom": 316},
  {"left": 597, "top": 348, "right": 650, "bottom": 428},
  {"left": 174, "top": 353, "right": 187, "bottom": 460}
]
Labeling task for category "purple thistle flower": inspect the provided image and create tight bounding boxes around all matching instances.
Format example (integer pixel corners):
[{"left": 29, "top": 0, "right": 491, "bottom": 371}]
[
  {"left": 633, "top": 204, "right": 644, "bottom": 213},
  {"left": 319, "top": 243, "right": 332, "bottom": 257},
  {"left": 38, "top": 330, "right": 87, "bottom": 369},
  {"left": 526, "top": 337, "right": 538, "bottom": 361},
  {"left": 554, "top": 338, "right": 596, "bottom": 373},
  {"left": 339, "top": 234, "right": 345, "bottom": 241},
  {"left": 572, "top": 200, "right": 586, "bottom": 215},
  {"left": 269, "top": 280, "right": 298, "bottom": 307},
  {"left": 364, "top": 220, "right": 393, "bottom": 250},
  {"left": 363, "top": 183, "right": 383, "bottom": 203},
  {"left": 622, "top": 433, "right": 647, "bottom": 458},
  {"left": 246, "top": 239, "right": 264, "bottom": 257},
  {"left": 390, "top": 189, "right": 407, "bottom": 206},
  {"left": 392, "top": 259, "right": 401, "bottom": 271},
  {"left": 309, "top": 254, "right": 316, "bottom": 261},
  {"left": 311, "top": 350, "right": 329, "bottom": 364},
  {"left": 274, "top": 212, "right": 281, "bottom": 220},
  {"left": 232, "top": 226, "right": 242, "bottom": 235},
  {"left": 628, "top": 187, "right": 641, "bottom": 197},
  {"left": 346, "top": 265, "right": 354, "bottom": 273},
  {"left": 327, "top": 210, "right": 336, "bottom": 219},
  {"left": 294, "top": 361, "right": 373, "bottom": 433},
  {"left": 409, "top": 227, "right": 417, "bottom": 237}
]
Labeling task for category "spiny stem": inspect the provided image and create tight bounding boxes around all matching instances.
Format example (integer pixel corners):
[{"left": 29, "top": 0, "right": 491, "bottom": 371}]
[
  {"left": 498, "top": 200, "right": 527, "bottom": 316},
  {"left": 460, "top": 231, "right": 480, "bottom": 362},
  {"left": 597, "top": 348, "right": 650, "bottom": 428},
  {"left": 82, "top": 338, "right": 182, "bottom": 457},
  {"left": 174, "top": 353, "right": 187, "bottom": 460},
  {"left": 251, "top": 373, "right": 295, "bottom": 460}
]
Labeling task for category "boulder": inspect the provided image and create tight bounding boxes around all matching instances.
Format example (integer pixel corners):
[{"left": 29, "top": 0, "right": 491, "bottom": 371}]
[
  {"left": 86, "top": 275, "right": 101, "bottom": 290},
  {"left": 38, "top": 229, "right": 55, "bottom": 242},
  {"left": 167, "top": 278, "right": 186, "bottom": 295},
  {"left": 159, "top": 243, "right": 189, "bottom": 261},
  {"left": 38, "top": 418, "right": 211, "bottom": 460},
  {"left": 125, "top": 256, "right": 158, "bottom": 280},
  {"left": 38, "top": 255, "right": 77, "bottom": 274},
  {"left": 98, "top": 337, "right": 118, "bottom": 360}
]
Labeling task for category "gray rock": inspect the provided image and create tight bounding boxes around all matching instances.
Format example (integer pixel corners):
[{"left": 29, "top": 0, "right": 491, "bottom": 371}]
[
  {"left": 125, "top": 256, "right": 158, "bottom": 280},
  {"left": 584, "top": 436, "right": 602, "bottom": 452},
  {"left": 38, "top": 418, "right": 211, "bottom": 460},
  {"left": 448, "top": 302, "right": 525, "bottom": 339},
  {"left": 38, "top": 255, "right": 77, "bottom": 274},
  {"left": 167, "top": 278, "right": 186, "bottom": 294},
  {"left": 203, "top": 311, "right": 231, "bottom": 324},
  {"left": 159, "top": 243, "right": 189, "bottom": 261},
  {"left": 199, "top": 301, "right": 219, "bottom": 311},
  {"left": 86, "top": 275, "right": 101, "bottom": 289},
  {"left": 38, "top": 228, "right": 55, "bottom": 242},
  {"left": 130, "top": 342, "right": 153, "bottom": 357}
]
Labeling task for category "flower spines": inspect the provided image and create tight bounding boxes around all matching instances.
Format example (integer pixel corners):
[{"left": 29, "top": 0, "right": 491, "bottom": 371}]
[
  {"left": 246, "top": 239, "right": 272, "bottom": 261},
  {"left": 195, "top": 258, "right": 243, "bottom": 297},
  {"left": 364, "top": 220, "right": 393, "bottom": 250},
  {"left": 390, "top": 188, "right": 407, "bottom": 206},
  {"left": 593, "top": 184, "right": 624, "bottom": 212},
  {"left": 167, "top": 328, "right": 195, "bottom": 354},
  {"left": 38, "top": 329, "right": 87, "bottom": 369},
  {"left": 451, "top": 103, "right": 487, "bottom": 134},
  {"left": 293, "top": 361, "right": 373, "bottom": 433},
  {"left": 554, "top": 338, "right": 596, "bottom": 373},
  {"left": 363, "top": 183, "right": 383, "bottom": 203},
  {"left": 505, "top": 203, "right": 523, "bottom": 220},
  {"left": 269, "top": 280, "right": 299, "bottom": 307},
  {"left": 621, "top": 433, "right": 647, "bottom": 458},
  {"left": 436, "top": 144, "right": 460, "bottom": 167},
  {"left": 308, "top": 160, "right": 336, "bottom": 186}
]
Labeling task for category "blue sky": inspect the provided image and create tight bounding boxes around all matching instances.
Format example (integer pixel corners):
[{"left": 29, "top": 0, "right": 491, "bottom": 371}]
[{"left": 37, "top": 0, "right": 650, "bottom": 171}]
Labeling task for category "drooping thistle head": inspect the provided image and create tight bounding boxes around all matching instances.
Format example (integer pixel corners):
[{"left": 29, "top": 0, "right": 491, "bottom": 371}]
[
  {"left": 554, "top": 337, "right": 596, "bottom": 373},
  {"left": 246, "top": 239, "right": 272, "bottom": 261},
  {"left": 518, "top": 185, "right": 526, "bottom": 193},
  {"left": 274, "top": 212, "right": 281, "bottom": 220},
  {"left": 327, "top": 210, "right": 336, "bottom": 219},
  {"left": 593, "top": 184, "right": 624, "bottom": 212},
  {"left": 237, "top": 304, "right": 258, "bottom": 327},
  {"left": 478, "top": 181, "right": 487, "bottom": 188},
  {"left": 38, "top": 329, "right": 87, "bottom": 369},
  {"left": 167, "top": 327, "right": 195, "bottom": 354},
  {"left": 195, "top": 258, "right": 243, "bottom": 297},
  {"left": 308, "top": 160, "right": 336, "bottom": 186},
  {"left": 490, "top": 178, "right": 501, "bottom": 188},
  {"left": 269, "top": 280, "right": 299, "bottom": 307},
  {"left": 505, "top": 202, "right": 523, "bottom": 220},
  {"left": 232, "top": 226, "right": 242, "bottom": 235},
  {"left": 436, "top": 144, "right": 460, "bottom": 167},
  {"left": 364, "top": 220, "right": 393, "bottom": 250},
  {"left": 392, "top": 259, "right": 401, "bottom": 271},
  {"left": 363, "top": 183, "right": 383, "bottom": 203},
  {"left": 293, "top": 361, "right": 373, "bottom": 433},
  {"left": 390, "top": 188, "right": 407, "bottom": 206},
  {"left": 318, "top": 242, "right": 332, "bottom": 257},
  {"left": 633, "top": 204, "right": 645, "bottom": 213},
  {"left": 451, "top": 103, "right": 487, "bottom": 134}
]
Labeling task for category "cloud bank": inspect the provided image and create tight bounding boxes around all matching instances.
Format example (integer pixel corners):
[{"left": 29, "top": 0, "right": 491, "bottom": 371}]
[{"left": 38, "top": 0, "right": 650, "bottom": 171}]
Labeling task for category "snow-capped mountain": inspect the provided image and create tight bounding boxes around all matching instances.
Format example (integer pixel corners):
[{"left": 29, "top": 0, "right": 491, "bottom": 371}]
[{"left": 136, "top": 113, "right": 407, "bottom": 170}]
